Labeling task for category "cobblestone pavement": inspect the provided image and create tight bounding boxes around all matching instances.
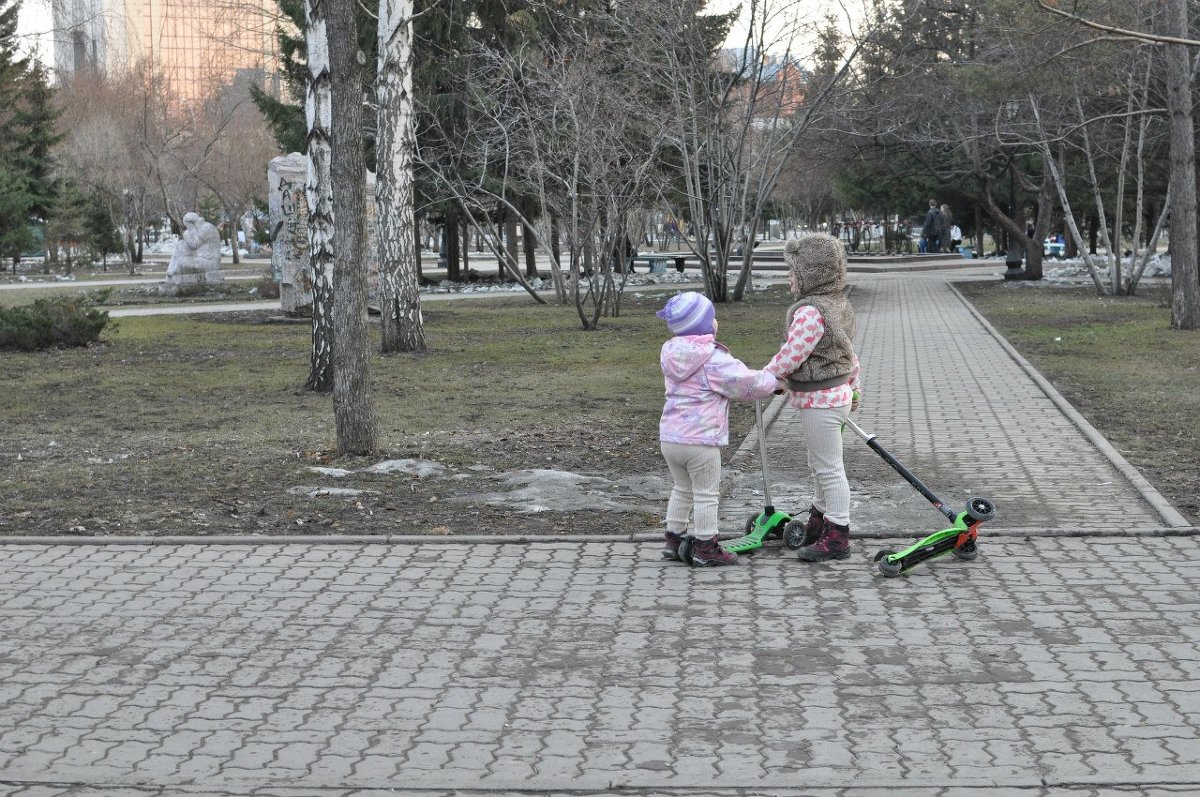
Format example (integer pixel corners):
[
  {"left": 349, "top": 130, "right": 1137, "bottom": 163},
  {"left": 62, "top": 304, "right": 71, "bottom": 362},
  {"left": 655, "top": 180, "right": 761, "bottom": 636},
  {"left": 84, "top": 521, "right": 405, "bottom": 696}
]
[
  {"left": 1, "top": 538, "right": 1199, "bottom": 795},
  {"left": 722, "top": 274, "right": 1183, "bottom": 537},
  {"left": 3, "top": 270, "right": 1198, "bottom": 797}
]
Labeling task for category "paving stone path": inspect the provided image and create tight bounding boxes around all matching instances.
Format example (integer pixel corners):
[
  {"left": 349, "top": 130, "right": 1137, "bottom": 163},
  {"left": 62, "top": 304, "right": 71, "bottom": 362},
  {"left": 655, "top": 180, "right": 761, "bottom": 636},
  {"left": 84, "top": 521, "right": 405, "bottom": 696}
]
[{"left": 2, "top": 270, "right": 1197, "bottom": 797}]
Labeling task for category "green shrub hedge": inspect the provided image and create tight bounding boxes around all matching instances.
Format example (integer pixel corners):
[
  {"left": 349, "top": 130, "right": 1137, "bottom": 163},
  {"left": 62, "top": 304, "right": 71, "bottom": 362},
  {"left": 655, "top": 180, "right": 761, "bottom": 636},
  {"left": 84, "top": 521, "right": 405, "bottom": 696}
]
[{"left": 0, "top": 297, "right": 112, "bottom": 351}]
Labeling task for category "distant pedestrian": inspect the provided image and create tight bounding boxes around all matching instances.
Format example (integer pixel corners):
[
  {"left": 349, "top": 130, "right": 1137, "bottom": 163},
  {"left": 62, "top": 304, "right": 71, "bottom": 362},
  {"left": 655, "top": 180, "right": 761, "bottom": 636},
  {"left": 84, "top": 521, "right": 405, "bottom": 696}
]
[
  {"left": 949, "top": 223, "right": 962, "bottom": 251},
  {"left": 656, "top": 292, "right": 783, "bottom": 566},
  {"left": 923, "top": 199, "right": 943, "bottom": 255},
  {"left": 764, "top": 234, "right": 862, "bottom": 563}
]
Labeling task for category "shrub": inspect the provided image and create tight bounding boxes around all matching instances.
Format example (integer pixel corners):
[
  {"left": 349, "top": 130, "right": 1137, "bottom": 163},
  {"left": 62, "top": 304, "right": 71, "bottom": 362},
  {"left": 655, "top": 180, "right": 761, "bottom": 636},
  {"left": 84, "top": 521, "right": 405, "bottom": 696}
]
[{"left": 0, "top": 297, "right": 113, "bottom": 351}]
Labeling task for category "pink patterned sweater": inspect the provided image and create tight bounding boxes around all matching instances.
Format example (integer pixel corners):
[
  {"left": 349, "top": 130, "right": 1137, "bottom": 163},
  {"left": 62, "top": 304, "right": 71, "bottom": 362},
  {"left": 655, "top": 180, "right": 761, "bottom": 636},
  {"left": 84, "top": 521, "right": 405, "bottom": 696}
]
[{"left": 764, "top": 305, "right": 862, "bottom": 409}]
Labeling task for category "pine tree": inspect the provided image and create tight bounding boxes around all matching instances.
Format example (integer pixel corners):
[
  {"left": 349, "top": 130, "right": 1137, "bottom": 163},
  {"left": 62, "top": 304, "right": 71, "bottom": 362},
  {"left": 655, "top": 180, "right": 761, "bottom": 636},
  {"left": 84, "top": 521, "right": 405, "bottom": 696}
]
[
  {"left": 82, "top": 193, "right": 122, "bottom": 270},
  {"left": 0, "top": 0, "right": 33, "bottom": 268},
  {"left": 250, "top": 0, "right": 308, "bottom": 153},
  {"left": 253, "top": 0, "right": 377, "bottom": 158},
  {"left": 0, "top": 165, "right": 33, "bottom": 266},
  {"left": 7, "top": 63, "right": 60, "bottom": 223}
]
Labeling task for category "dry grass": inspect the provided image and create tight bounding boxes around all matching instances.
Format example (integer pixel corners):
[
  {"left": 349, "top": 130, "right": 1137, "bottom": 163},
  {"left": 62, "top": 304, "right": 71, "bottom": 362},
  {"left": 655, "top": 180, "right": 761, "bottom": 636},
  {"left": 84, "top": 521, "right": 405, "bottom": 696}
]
[
  {"left": 0, "top": 289, "right": 792, "bottom": 537},
  {"left": 956, "top": 280, "right": 1200, "bottom": 523}
]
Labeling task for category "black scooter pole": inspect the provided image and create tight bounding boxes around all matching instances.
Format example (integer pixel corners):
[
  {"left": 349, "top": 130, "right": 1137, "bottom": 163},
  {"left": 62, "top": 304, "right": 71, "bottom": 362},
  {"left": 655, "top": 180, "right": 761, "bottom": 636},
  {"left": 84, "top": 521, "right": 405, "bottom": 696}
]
[{"left": 843, "top": 416, "right": 958, "bottom": 525}]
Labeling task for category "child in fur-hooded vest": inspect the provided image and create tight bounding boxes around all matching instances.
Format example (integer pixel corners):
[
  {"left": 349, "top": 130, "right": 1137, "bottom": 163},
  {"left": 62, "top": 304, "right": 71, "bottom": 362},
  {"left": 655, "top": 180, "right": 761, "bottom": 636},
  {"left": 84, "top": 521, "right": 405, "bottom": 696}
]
[
  {"left": 764, "top": 233, "right": 863, "bottom": 563},
  {"left": 782, "top": 236, "right": 857, "bottom": 391}
]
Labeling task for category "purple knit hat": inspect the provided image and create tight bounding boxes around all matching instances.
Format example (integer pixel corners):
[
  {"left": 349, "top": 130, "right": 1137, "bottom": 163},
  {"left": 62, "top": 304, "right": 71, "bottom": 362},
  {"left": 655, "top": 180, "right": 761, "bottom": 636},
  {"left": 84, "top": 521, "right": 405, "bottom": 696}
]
[{"left": 656, "top": 291, "right": 715, "bottom": 336}]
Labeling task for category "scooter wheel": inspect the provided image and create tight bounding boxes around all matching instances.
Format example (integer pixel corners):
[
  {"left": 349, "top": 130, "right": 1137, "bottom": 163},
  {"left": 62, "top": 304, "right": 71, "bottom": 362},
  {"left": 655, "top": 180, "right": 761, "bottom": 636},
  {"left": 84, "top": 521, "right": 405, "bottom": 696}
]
[
  {"left": 874, "top": 550, "right": 903, "bottom": 577},
  {"left": 744, "top": 515, "right": 758, "bottom": 535},
  {"left": 967, "top": 497, "right": 995, "bottom": 523},
  {"left": 783, "top": 519, "right": 810, "bottom": 549},
  {"left": 952, "top": 540, "right": 979, "bottom": 561},
  {"left": 678, "top": 537, "right": 695, "bottom": 566}
]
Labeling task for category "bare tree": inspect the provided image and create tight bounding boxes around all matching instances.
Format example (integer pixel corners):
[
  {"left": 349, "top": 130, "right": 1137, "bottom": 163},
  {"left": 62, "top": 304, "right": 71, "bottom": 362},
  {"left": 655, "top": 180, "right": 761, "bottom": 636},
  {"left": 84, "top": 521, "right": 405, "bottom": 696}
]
[
  {"left": 324, "top": 0, "right": 376, "bottom": 453},
  {"left": 54, "top": 66, "right": 181, "bottom": 273},
  {"left": 438, "top": 8, "right": 661, "bottom": 327},
  {"left": 192, "top": 91, "right": 281, "bottom": 266},
  {"left": 1163, "top": 0, "right": 1199, "bottom": 329},
  {"left": 1031, "top": 0, "right": 1199, "bottom": 328},
  {"left": 1026, "top": 51, "right": 1170, "bottom": 297},
  {"left": 375, "top": 0, "right": 426, "bottom": 353}
]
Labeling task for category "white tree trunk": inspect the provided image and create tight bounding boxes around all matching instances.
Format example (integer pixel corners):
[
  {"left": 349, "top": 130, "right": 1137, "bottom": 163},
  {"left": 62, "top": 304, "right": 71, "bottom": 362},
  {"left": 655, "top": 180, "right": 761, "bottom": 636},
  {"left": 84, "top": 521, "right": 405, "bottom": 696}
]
[
  {"left": 304, "top": 0, "right": 335, "bottom": 392},
  {"left": 376, "top": 0, "right": 427, "bottom": 354}
]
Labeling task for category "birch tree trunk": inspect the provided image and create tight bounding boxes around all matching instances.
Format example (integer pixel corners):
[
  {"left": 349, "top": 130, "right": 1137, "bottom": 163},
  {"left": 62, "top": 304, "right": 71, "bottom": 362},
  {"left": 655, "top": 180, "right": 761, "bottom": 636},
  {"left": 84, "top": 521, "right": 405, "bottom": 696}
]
[
  {"left": 1165, "top": 0, "right": 1199, "bottom": 329},
  {"left": 376, "top": 0, "right": 427, "bottom": 353},
  {"left": 304, "top": 0, "right": 335, "bottom": 392},
  {"left": 328, "top": 0, "right": 377, "bottom": 454}
]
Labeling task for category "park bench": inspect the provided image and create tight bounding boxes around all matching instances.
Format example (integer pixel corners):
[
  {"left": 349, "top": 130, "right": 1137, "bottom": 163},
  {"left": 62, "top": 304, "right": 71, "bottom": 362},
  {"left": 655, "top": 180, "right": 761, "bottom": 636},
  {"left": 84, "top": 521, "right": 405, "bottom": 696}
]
[{"left": 628, "top": 254, "right": 688, "bottom": 274}]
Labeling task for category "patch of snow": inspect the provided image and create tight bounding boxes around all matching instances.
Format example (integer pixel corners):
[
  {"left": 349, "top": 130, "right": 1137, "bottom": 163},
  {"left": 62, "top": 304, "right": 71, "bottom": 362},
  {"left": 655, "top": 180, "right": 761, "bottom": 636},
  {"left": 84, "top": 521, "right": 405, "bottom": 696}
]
[
  {"left": 1040, "top": 253, "right": 1172, "bottom": 282},
  {"left": 288, "top": 486, "right": 380, "bottom": 498},
  {"left": 308, "top": 466, "right": 354, "bottom": 477},
  {"left": 363, "top": 458, "right": 445, "bottom": 477},
  {"left": 448, "top": 468, "right": 668, "bottom": 514}
]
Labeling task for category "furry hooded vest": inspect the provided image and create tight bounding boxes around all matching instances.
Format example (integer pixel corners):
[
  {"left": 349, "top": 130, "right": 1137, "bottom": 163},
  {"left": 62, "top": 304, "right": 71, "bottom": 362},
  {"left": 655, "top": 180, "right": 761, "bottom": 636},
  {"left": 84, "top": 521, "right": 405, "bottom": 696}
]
[{"left": 782, "top": 234, "right": 857, "bottom": 391}]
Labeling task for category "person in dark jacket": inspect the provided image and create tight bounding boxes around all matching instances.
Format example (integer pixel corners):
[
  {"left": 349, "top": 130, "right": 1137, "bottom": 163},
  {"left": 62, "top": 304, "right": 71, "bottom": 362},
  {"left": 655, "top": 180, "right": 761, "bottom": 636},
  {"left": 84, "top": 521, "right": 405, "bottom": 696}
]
[{"left": 922, "top": 199, "right": 943, "bottom": 255}]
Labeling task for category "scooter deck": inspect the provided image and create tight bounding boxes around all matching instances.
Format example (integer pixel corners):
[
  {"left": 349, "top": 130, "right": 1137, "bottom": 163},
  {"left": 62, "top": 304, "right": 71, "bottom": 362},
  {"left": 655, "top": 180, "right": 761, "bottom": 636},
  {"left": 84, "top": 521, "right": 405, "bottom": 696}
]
[
  {"left": 722, "top": 510, "right": 791, "bottom": 553},
  {"left": 875, "top": 512, "right": 979, "bottom": 577}
]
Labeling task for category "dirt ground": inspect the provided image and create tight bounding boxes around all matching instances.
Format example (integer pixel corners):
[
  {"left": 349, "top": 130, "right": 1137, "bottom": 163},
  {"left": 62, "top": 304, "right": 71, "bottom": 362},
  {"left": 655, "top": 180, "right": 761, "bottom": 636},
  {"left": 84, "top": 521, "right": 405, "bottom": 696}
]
[
  {"left": 1, "top": 291, "right": 787, "bottom": 539},
  {"left": 3, "top": 280, "right": 1195, "bottom": 538}
]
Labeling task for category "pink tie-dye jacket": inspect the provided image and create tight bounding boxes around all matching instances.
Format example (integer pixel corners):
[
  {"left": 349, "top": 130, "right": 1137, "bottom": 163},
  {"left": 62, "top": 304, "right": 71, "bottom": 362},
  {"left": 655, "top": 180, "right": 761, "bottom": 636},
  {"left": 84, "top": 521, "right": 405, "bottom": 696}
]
[{"left": 659, "top": 334, "right": 780, "bottom": 447}]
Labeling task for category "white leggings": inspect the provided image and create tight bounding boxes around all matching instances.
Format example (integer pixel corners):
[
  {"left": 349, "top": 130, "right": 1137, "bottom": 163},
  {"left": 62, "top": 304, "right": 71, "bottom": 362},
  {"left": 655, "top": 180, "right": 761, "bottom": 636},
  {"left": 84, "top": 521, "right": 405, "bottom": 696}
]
[
  {"left": 801, "top": 405, "right": 852, "bottom": 526},
  {"left": 660, "top": 442, "right": 722, "bottom": 540}
]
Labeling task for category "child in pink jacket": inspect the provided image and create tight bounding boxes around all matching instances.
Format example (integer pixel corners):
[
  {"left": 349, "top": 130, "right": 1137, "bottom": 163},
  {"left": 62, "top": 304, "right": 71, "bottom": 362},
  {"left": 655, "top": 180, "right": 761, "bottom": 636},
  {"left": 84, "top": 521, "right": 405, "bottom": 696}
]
[{"left": 656, "top": 292, "right": 783, "bottom": 566}]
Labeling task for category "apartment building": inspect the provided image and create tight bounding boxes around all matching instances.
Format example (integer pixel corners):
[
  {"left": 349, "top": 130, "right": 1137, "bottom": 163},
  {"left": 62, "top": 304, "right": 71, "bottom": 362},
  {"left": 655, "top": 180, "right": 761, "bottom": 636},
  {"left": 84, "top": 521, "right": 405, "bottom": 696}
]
[{"left": 52, "top": 0, "right": 280, "bottom": 102}]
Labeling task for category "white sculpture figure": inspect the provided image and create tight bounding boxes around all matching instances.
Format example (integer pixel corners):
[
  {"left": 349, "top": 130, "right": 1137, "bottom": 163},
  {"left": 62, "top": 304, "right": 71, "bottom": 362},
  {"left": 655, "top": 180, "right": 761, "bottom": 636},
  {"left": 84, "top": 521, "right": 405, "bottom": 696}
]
[{"left": 165, "top": 212, "right": 225, "bottom": 288}]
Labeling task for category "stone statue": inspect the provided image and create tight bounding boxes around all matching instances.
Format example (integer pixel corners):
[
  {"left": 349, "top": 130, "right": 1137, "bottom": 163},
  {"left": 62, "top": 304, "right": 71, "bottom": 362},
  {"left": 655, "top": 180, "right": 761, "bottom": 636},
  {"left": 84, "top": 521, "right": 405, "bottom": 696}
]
[{"left": 163, "top": 212, "right": 225, "bottom": 292}]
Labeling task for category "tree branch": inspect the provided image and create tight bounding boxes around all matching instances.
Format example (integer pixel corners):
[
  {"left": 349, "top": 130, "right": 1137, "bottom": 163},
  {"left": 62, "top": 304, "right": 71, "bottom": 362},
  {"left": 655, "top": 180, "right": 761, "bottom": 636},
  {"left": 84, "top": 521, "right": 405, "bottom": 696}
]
[{"left": 1032, "top": 0, "right": 1200, "bottom": 47}]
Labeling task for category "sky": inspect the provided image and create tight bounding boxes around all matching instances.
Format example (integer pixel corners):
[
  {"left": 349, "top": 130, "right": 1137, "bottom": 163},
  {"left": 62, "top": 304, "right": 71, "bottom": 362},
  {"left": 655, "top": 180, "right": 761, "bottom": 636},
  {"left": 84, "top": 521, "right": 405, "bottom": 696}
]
[{"left": 15, "top": 0, "right": 55, "bottom": 66}]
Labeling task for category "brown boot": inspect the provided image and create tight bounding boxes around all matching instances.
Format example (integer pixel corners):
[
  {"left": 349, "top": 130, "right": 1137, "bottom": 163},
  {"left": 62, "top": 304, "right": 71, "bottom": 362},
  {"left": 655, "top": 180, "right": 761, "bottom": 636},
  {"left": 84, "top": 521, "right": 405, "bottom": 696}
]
[
  {"left": 797, "top": 517, "right": 850, "bottom": 562},
  {"left": 801, "top": 505, "right": 824, "bottom": 545},
  {"left": 690, "top": 535, "right": 739, "bottom": 567},
  {"left": 662, "top": 532, "right": 685, "bottom": 561}
]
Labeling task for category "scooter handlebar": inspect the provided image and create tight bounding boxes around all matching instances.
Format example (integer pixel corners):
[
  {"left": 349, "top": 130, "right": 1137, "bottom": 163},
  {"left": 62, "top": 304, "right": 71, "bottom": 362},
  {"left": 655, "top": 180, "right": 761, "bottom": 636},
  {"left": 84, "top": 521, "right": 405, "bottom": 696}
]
[{"left": 842, "top": 415, "right": 873, "bottom": 442}]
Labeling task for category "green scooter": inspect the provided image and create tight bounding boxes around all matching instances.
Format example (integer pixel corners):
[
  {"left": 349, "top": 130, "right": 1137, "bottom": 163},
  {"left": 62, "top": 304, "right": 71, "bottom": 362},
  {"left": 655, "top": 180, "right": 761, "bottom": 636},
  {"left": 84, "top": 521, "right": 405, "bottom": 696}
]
[
  {"left": 841, "top": 416, "right": 996, "bottom": 577},
  {"left": 720, "top": 399, "right": 792, "bottom": 554}
]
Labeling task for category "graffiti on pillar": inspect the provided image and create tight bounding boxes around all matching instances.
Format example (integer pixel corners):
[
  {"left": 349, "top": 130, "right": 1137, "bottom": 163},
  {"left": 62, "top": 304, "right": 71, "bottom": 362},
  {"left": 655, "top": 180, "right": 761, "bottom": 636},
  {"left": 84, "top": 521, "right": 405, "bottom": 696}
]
[{"left": 268, "top": 152, "right": 382, "bottom": 316}]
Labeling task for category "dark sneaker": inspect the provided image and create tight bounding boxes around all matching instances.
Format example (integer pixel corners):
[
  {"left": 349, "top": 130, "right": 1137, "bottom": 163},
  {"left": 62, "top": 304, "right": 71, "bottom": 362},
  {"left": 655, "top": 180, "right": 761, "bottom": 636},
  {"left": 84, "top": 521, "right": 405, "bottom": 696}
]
[
  {"left": 797, "top": 518, "right": 850, "bottom": 562},
  {"left": 662, "top": 532, "right": 685, "bottom": 561},
  {"left": 691, "top": 535, "right": 739, "bottom": 567}
]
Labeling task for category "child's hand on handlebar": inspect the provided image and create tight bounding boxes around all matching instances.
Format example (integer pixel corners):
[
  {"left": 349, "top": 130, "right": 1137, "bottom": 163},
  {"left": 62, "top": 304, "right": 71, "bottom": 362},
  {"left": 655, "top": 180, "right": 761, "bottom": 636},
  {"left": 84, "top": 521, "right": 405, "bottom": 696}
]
[{"left": 851, "top": 390, "right": 862, "bottom": 412}]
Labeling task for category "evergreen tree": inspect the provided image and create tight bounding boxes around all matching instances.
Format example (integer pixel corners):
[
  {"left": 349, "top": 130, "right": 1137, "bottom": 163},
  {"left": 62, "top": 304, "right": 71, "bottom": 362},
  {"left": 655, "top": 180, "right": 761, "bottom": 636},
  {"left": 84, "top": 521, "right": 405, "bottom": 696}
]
[
  {"left": 252, "top": 0, "right": 377, "bottom": 159},
  {"left": 0, "top": 0, "right": 32, "bottom": 267},
  {"left": 0, "top": 165, "right": 33, "bottom": 265},
  {"left": 7, "top": 63, "right": 60, "bottom": 222},
  {"left": 44, "top": 180, "right": 87, "bottom": 273},
  {"left": 82, "top": 193, "right": 122, "bottom": 270},
  {"left": 250, "top": 0, "right": 307, "bottom": 153}
]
